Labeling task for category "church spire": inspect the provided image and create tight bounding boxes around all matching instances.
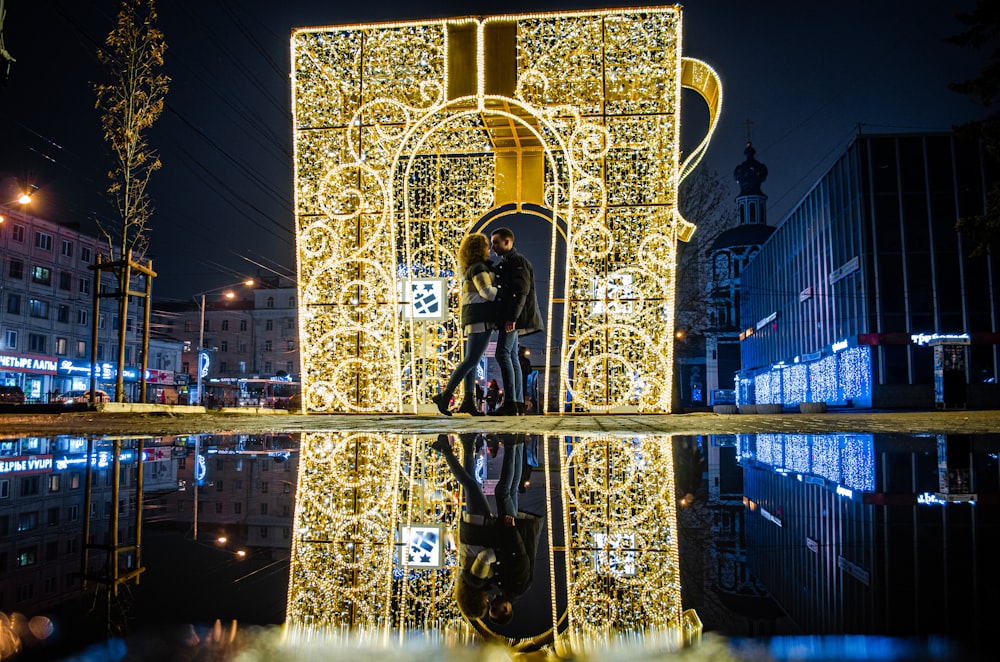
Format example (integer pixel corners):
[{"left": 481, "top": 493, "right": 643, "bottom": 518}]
[{"left": 733, "top": 139, "right": 768, "bottom": 225}]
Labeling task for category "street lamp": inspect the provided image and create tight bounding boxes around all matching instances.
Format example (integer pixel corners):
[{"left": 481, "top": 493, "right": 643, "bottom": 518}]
[{"left": 193, "top": 279, "right": 254, "bottom": 407}]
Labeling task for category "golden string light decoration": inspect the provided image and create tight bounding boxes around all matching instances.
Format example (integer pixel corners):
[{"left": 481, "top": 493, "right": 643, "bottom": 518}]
[
  {"left": 291, "top": 6, "right": 721, "bottom": 413},
  {"left": 286, "top": 432, "right": 700, "bottom": 654}
]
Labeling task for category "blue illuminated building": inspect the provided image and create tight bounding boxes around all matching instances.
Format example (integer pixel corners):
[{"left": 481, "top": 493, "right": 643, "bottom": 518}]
[{"left": 737, "top": 132, "right": 999, "bottom": 409}]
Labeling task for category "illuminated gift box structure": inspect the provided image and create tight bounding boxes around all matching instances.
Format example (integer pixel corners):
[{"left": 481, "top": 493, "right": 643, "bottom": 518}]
[{"left": 291, "top": 6, "right": 720, "bottom": 413}]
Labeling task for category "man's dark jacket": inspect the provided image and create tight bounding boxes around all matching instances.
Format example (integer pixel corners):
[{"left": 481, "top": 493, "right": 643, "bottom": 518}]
[
  {"left": 460, "top": 512, "right": 543, "bottom": 598},
  {"left": 495, "top": 248, "right": 543, "bottom": 335}
]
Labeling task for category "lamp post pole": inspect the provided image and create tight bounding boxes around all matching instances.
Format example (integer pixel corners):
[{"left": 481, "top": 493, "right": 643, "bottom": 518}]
[
  {"left": 192, "top": 280, "right": 253, "bottom": 407},
  {"left": 195, "top": 293, "right": 206, "bottom": 406}
]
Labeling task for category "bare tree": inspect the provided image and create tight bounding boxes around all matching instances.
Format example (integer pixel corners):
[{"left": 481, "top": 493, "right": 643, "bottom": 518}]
[
  {"left": 676, "top": 167, "right": 732, "bottom": 336},
  {"left": 93, "top": 0, "right": 168, "bottom": 402},
  {"left": 94, "top": 0, "right": 169, "bottom": 260}
]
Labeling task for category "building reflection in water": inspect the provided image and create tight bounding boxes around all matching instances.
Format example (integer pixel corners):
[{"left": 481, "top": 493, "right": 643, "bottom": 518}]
[
  {"left": 285, "top": 432, "right": 696, "bottom": 654},
  {"left": 3, "top": 430, "right": 996, "bottom": 658},
  {"left": 693, "top": 431, "right": 999, "bottom": 652}
]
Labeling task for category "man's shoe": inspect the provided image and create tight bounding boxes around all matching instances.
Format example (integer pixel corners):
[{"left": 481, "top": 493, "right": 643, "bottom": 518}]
[
  {"left": 431, "top": 392, "right": 452, "bottom": 416},
  {"left": 515, "top": 402, "right": 525, "bottom": 416},
  {"left": 457, "top": 401, "right": 484, "bottom": 416},
  {"left": 493, "top": 401, "right": 518, "bottom": 416}
]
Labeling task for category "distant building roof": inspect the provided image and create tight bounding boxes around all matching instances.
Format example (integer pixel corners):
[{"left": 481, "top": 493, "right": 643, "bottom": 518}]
[{"left": 709, "top": 223, "right": 776, "bottom": 251}]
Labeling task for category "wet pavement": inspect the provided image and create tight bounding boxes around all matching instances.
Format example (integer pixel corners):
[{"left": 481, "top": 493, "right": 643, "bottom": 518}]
[{"left": 0, "top": 407, "right": 998, "bottom": 437}]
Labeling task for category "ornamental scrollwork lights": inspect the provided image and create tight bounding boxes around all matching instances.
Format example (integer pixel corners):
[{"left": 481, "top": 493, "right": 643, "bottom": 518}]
[
  {"left": 291, "top": 7, "right": 721, "bottom": 414},
  {"left": 285, "top": 432, "right": 699, "bottom": 654}
]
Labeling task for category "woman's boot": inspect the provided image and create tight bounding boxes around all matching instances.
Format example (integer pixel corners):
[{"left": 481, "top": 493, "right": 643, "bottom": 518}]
[{"left": 431, "top": 391, "right": 453, "bottom": 416}]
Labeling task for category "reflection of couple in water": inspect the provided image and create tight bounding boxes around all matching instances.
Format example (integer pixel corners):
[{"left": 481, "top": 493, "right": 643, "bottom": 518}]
[{"left": 432, "top": 433, "right": 542, "bottom": 624}]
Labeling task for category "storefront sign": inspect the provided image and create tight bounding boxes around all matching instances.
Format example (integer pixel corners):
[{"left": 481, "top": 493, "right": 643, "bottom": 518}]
[
  {"left": 145, "top": 369, "right": 176, "bottom": 384},
  {"left": 0, "top": 353, "right": 58, "bottom": 375},
  {"left": 57, "top": 359, "right": 139, "bottom": 382},
  {"left": 0, "top": 455, "right": 54, "bottom": 475}
]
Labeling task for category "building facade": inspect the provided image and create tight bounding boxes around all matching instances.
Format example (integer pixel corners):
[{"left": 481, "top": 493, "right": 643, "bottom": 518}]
[
  {"left": 152, "top": 278, "right": 299, "bottom": 405},
  {"left": 737, "top": 133, "right": 999, "bottom": 409},
  {"left": 0, "top": 205, "right": 178, "bottom": 402}
]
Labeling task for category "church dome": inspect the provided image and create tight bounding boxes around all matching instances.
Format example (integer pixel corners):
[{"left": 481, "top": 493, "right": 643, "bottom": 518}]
[{"left": 733, "top": 141, "right": 768, "bottom": 197}]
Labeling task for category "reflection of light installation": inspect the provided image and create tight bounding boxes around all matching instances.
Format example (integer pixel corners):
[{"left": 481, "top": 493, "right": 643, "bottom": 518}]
[
  {"left": 286, "top": 432, "right": 465, "bottom": 634},
  {"left": 561, "top": 435, "right": 692, "bottom": 654},
  {"left": 291, "top": 6, "right": 721, "bottom": 413},
  {"left": 286, "top": 432, "right": 699, "bottom": 654}
]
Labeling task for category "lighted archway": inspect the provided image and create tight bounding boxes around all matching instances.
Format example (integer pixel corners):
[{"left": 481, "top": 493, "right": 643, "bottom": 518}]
[{"left": 292, "top": 7, "right": 721, "bottom": 413}]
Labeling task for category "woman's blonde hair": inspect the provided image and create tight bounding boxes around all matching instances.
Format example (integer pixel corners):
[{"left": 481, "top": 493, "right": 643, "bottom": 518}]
[{"left": 457, "top": 233, "right": 490, "bottom": 273}]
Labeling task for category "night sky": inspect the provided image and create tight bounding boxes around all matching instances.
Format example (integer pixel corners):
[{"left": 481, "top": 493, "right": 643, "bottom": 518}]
[{"left": 0, "top": 0, "right": 986, "bottom": 299}]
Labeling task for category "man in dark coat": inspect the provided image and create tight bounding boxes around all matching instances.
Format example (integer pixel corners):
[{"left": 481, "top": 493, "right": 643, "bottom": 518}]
[
  {"left": 490, "top": 227, "right": 543, "bottom": 416},
  {"left": 433, "top": 434, "right": 542, "bottom": 624}
]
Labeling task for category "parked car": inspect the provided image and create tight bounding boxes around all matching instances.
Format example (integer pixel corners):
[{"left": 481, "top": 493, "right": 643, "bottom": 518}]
[
  {"left": 58, "top": 389, "right": 111, "bottom": 404},
  {"left": 0, "top": 385, "right": 25, "bottom": 404}
]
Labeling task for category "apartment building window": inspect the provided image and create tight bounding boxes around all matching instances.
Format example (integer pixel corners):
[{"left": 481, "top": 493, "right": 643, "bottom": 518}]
[
  {"left": 221, "top": 319, "right": 229, "bottom": 331},
  {"left": 48, "top": 474, "right": 60, "bottom": 493},
  {"left": 7, "top": 293, "right": 20, "bottom": 315},
  {"left": 28, "top": 334, "right": 47, "bottom": 353},
  {"left": 266, "top": 296, "right": 274, "bottom": 308},
  {"left": 16, "top": 547, "right": 37, "bottom": 567},
  {"left": 99, "top": 313, "right": 106, "bottom": 329},
  {"left": 239, "top": 319, "right": 247, "bottom": 331},
  {"left": 239, "top": 343, "right": 247, "bottom": 353},
  {"left": 57, "top": 305, "right": 70, "bottom": 323},
  {"left": 17, "top": 511, "right": 38, "bottom": 531},
  {"left": 264, "top": 361, "right": 272, "bottom": 373},
  {"left": 31, "top": 266, "right": 52, "bottom": 285},
  {"left": 286, "top": 318, "right": 294, "bottom": 329},
  {"left": 61, "top": 240, "right": 73, "bottom": 257},
  {"left": 75, "top": 340, "right": 86, "bottom": 357},
  {"left": 20, "top": 476, "right": 39, "bottom": 496},
  {"left": 181, "top": 361, "right": 189, "bottom": 374},
  {"left": 184, "top": 321, "right": 192, "bottom": 332},
  {"left": 220, "top": 341, "right": 228, "bottom": 352},
  {"left": 79, "top": 278, "right": 91, "bottom": 295},
  {"left": 264, "top": 340, "right": 272, "bottom": 352},
  {"left": 126, "top": 317, "right": 133, "bottom": 332},
  {"left": 97, "top": 344, "right": 105, "bottom": 360},
  {"left": 124, "top": 347, "right": 132, "bottom": 364},
  {"left": 77, "top": 309, "right": 88, "bottom": 325},
  {"left": 47, "top": 507, "right": 59, "bottom": 526},
  {"left": 34, "top": 231, "right": 52, "bottom": 251},
  {"left": 8, "top": 259, "right": 23, "bottom": 279},
  {"left": 55, "top": 337, "right": 68, "bottom": 356},
  {"left": 68, "top": 505, "right": 79, "bottom": 521},
  {"left": 266, "top": 319, "right": 273, "bottom": 331},
  {"left": 286, "top": 361, "right": 294, "bottom": 374},
  {"left": 113, "top": 315, "right": 119, "bottom": 330},
  {"left": 11, "top": 224, "right": 25, "bottom": 242},
  {"left": 260, "top": 503, "right": 268, "bottom": 515},
  {"left": 234, "top": 502, "right": 242, "bottom": 514},
  {"left": 220, "top": 361, "right": 228, "bottom": 373},
  {"left": 239, "top": 361, "right": 246, "bottom": 373},
  {"left": 29, "top": 299, "right": 49, "bottom": 319},
  {"left": 80, "top": 246, "right": 91, "bottom": 263},
  {"left": 288, "top": 296, "right": 295, "bottom": 307},
  {"left": 287, "top": 340, "right": 294, "bottom": 351},
  {"left": 4, "top": 331, "right": 16, "bottom": 349},
  {"left": 59, "top": 271, "right": 72, "bottom": 290},
  {"left": 0, "top": 479, "right": 8, "bottom": 499}
]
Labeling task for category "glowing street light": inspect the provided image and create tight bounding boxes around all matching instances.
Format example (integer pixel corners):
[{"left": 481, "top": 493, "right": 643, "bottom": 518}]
[{"left": 17, "top": 192, "right": 32, "bottom": 205}]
